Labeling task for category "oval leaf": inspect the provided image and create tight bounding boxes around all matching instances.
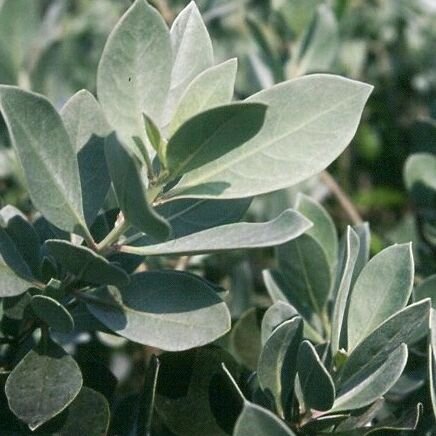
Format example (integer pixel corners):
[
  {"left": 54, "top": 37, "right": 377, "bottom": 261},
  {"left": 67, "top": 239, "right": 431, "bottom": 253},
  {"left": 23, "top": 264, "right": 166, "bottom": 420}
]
[
  {"left": 169, "top": 58, "right": 237, "bottom": 135},
  {"left": 261, "top": 301, "right": 298, "bottom": 345},
  {"left": 166, "top": 103, "right": 267, "bottom": 178},
  {"left": 121, "top": 209, "right": 311, "bottom": 256},
  {"left": 0, "top": 86, "right": 88, "bottom": 237},
  {"left": 97, "top": 0, "right": 172, "bottom": 149},
  {"left": 234, "top": 402, "right": 296, "bottom": 436},
  {"left": 297, "top": 340, "right": 335, "bottom": 411},
  {"left": 165, "top": 74, "right": 372, "bottom": 200},
  {"left": 5, "top": 340, "right": 83, "bottom": 430},
  {"left": 347, "top": 243, "right": 414, "bottom": 351},
  {"left": 86, "top": 271, "right": 231, "bottom": 351},
  {"left": 30, "top": 295, "right": 74, "bottom": 334},
  {"left": 45, "top": 239, "right": 130, "bottom": 287}
]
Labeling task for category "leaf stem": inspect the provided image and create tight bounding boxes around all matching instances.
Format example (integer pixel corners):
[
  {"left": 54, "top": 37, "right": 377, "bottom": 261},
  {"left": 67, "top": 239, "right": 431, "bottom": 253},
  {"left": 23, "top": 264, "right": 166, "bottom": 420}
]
[
  {"left": 320, "top": 171, "right": 363, "bottom": 225},
  {"left": 96, "top": 218, "right": 130, "bottom": 253}
]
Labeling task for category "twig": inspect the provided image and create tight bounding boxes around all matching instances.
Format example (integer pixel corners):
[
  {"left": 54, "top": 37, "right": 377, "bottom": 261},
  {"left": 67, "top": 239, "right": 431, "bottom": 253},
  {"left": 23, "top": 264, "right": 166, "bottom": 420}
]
[{"left": 320, "top": 171, "right": 363, "bottom": 226}]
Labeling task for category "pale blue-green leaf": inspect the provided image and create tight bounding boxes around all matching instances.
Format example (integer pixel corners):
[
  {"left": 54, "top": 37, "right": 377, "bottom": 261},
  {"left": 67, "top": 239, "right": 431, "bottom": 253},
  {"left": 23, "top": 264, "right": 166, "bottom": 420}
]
[
  {"left": 97, "top": 0, "right": 172, "bottom": 151},
  {"left": 61, "top": 89, "right": 111, "bottom": 226},
  {"left": 258, "top": 317, "right": 303, "bottom": 417},
  {"left": 234, "top": 401, "right": 296, "bottom": 436},
  {"left": 168, "top": 58, "right": 237, "bottom": 135},
  {"left": 30, "top": 295, "right": 74, "bottom": 334},
  {"left": 297, "top": 340, "right": 335, "bottom": 411},
  {"left": 288, "top": 4, "right": 339, "bottom": 76},
  {"left": 105, "top": 133, "right": 171, "bottom": 241},
  {"left": 331, "top": 344, "right": 408, "bottom": 412},
  {"left": 45, "top": 239, "right": 129, "bottom": 287},
  {"left": 120, "top": 209, "right": 311, "bottom": 256},
  {"left": 347, "top": 244, "right": 414, "bottom": 351},
  {"left": 404, "top": 153, "right": 436, "bottom": 192},
  {"left": 162, "top": 1, "right": 214, "bottom": 127},
  {"left": 351, "top": 221, "right": 370, "bottom": 287},
  {"left": 261, "top": 301, "right": 298, "bottom": 345},
  {"left": 0, "top": 260, "right": 33, "bottom": 297},
  {"left": 340, "top": 299, "right": 430, "bottom": 385},
  {"left": 331, "top": 226, "right": 360, "bottom": 356},
  {"left": 277, "top": 234, "right": 331, "bottom": 316},
  {"left": 0, "top": 86, "right": 88, "bottom": 237},
  {"left": 5, "top": 340, "right": 83, "bottom": 430},
  {"left": 295, "top": 193, "right": 338, "bottom": 272},
  {"left": 415, "top": 274, "right": 436, "bottom": 308},
  {"left": 165, "top": 74, "right": 372, "bottom": 200},
  {"left": 166, "top": 103, "right": 267, "bottom": 178},
  {"left": 86, "top": 271, "right": 231, "bottom": 351}
]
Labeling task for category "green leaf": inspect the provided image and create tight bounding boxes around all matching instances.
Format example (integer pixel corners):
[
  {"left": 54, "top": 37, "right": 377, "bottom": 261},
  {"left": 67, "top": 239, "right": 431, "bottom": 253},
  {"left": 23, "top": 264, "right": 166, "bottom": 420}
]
[
  {"left": 351, "top": 222, "right": 370, "bottom": 287},
  {"left": 295, "top": 193, "right": 338, "bottom": 272},
  {"left": 234, "top": 402, "right": 296, "bottom": 436},
  {"left": 0, "top": 261, "right": 33, "bottom": 297},
  {"left": 168, "top": 58, "right": 237, "bottom": 135},
  {"left": 258, "top": 317, "right": 303, "bottom": 418},
  {"left": 331, "top": 226, "right": 360, "bottom": 356},
  {"left": 164, "top": 75, "right": 372, "bottom": 200},
  {"left": 0, "top": 205, "right": 41, "bottom": 279},
  {"left": 347, "top": 244, "right": 414, "bottom": 351},
  {"left": 404, "top": 152, "right": 436, "bottom": 192},
  {"left": 86, "top": 271, "right": 231, "bottom": 351},
  {"left": 429, "top": 308, "right": 436, "bottom": 421},
  {"left": 261, "top": 301, "right": 298, "bottom": 345},
  {"left": 120, "top": 209, "right": 311, "bottom": 256},
  {"left": 230, "top": 308, "right": 263, "bottom": 371},
  {"left": 40, "top": 387, "right": 110, "bottom": 436},
  {"left": 0, "top": 86, "right": 89, "bottom": 238},
  {"left": 288, "top": 4, "right": 339, "bottom": 76},
  {"left": 97, "top": 0, "right": 172, "bottom": 150},
  {"left": 143, "top": 113, "right": 162, "bottom": 154},
  {"left": 30, "top": 295, "right": 74, "bottom": 334},
  {"left": 166, "top": 103, "right": 267, "bottom": 178},
  {"left": 297, "top": 340, "right": 335, "bottom": 411},
  {"left": 105, "top": 133, "right": 171, "bottom": 241},
  {"left": 45, "top": 239, "right": 130, "bottom": 287},
  {"left": 277, "top": 234, "right": 331, "bottom": 317},
  {"left": 331, "top": 344, "right": 408, "bottom": 412},
  {"left": 5, "top": 340, "right": 82, "bottom": 430},
  {"left": 415, "top": 274, "right": 436, "bottom": 308},
  {"left": 162, "top": 1, "right": 214, "bottom": 126},
  {"left": 61, "top": 89, "right": 111, "bottom": 227},
  {"left": 340, "top": 299, "right": 430, "bottom": 384}
]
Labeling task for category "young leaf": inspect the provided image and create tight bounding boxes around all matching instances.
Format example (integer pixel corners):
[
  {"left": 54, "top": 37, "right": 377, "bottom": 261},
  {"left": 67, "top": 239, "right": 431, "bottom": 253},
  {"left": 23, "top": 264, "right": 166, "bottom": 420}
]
[
  {"left": 61, "top": 89, "right": 111, "bottom": 226},
  {"left": 5, "top": 340, "right": 83, "bottom": 430},
  {"left": 30, "top": 295, "right": 74, "bottom": 334},
  {"left": 143, "top": 113, "right": 162, "bottom": 154},
  {"left": 164, "top": 74, "right": 373, "bottom": 200},
  {"left": 166, "top": 103, "right": 267, "bottom": 178},
  {"left": 331, "top": 344, "right": 408, "bottom": 412},
  {"left": 45, "top": 240, "right": 130, "bottom": 287},
  {"left": 234, "top": 402, "right": 296, "bottom": 436},
  {"left": 295, "top": 193, "right": 338, "bottom": 272},
  {"left": 97, "top": 0, "right": 172, "bottom": 150},
  {"left": 261, "top": 301, "right": 298, "bottom": 345},
  {"left": 168, "top": 58, "right": 237, "bottom": 135},
  {"left": 297, "top": 340, "right": 335, "bottom": 411},
  {"left": 340, "top": 299, "right": 431, "bottom": 384},
  {"left": 0, "top": 86, "right": 89, "bottom": 238},
  {"left": 86, "top": 271, "right": 231, "bottom": 351},
  {"left": 105, "top": 133, "right": 171, "bottom": 241},
  {"left": 258, "top": 317, "right": 303, "bottom": 418},
  {"left": 120, "top": 209, "right": 311, "bottom": 256},
  {"left": 162, "top": 1, "right": 214, "bottom": 126},
  {"left": 330, "top": 226, "right": 360, "bottom": 356},
  {"left": 277, "top": 234, "right": 331, "bottom": 317},
  {"left": 347, "top": 243, "right": 414, "bottom": 351}
]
